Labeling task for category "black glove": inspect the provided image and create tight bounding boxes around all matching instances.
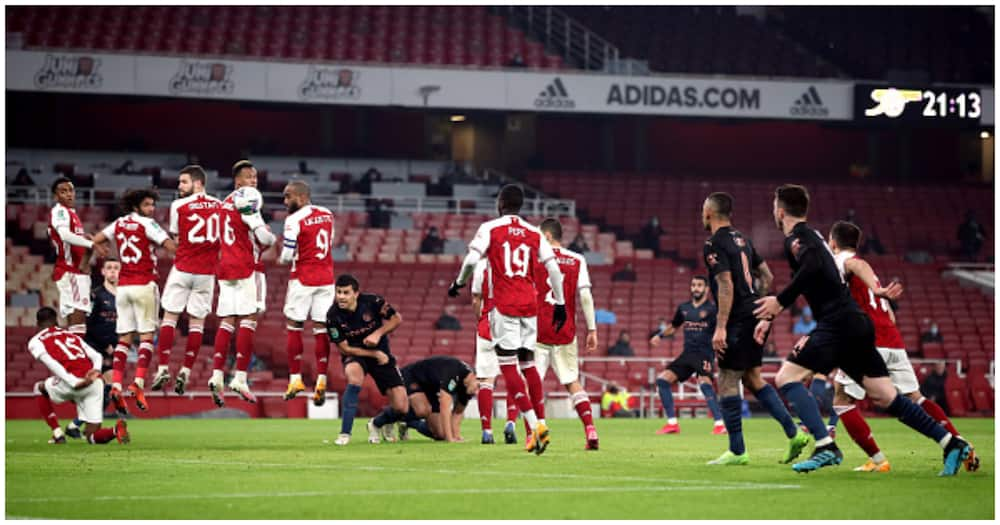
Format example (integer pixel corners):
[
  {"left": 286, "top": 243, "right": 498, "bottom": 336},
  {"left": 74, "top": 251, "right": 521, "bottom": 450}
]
[
  {"left": 447, "top": 281, "right": 465, "bottom": 298},
  {"left": 552, "top": 304, "right": 567, "bottom": 332}
]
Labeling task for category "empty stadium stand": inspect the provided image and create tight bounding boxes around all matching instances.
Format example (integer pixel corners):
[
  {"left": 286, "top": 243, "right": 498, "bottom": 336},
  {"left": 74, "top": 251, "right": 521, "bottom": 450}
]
[{"left": 6, "top": 5, "right": 565, "bottom": 69}]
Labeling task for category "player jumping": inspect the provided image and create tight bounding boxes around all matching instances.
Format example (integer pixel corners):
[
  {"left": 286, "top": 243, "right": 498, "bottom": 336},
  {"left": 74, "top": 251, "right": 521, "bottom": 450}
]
[
  {"left": 278, "top": 181, "right": 336, "bottom": 406},
  {"left": 650, "top": 275, "right": 726, "bottom": 435},
  {"left": 91, "top": 189, "right": 176, "bottom": 412},
  {"left": 701, "top": 192, "right": 809, "bottom": 466},
  {"left": 448, "top": 184, "right": 567, "bottom": 456},
  {"left": 48, "top": 177, "right": 108, "bottom": 337},
  {"left": 151, "top": 165, "right": 222, "bottom": 395},
  {"left": 210, "top": 160, "right": 275, "bottom": 405},
  {"left": 753, "top": 184, "right": 972, "bottom": 475},
  {"left": 826, "top": 220, "right": 979, "bottom": 473}
]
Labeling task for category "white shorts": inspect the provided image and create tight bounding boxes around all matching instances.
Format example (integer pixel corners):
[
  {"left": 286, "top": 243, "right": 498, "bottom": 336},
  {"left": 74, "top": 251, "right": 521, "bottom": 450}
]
[
  {"left": 488, "top": 310, "right": 537, "bottom": 351},
  {"left": 255, "top": 272, "right": 266, "bottom": 313},
  {"left": 116, "top": 282, "right": 159, "bottom": 334},
  {"left": 44, "top": 376, "right": 104, "bottom": 424},
  {"left": 56, "top": 273, "right": 92, "bottom": 317},
  {"left": 535, "top": 338, "right": 579, "bottom": 385},
  {"left": 836, "top": 347, "right": 920, "bottom": 400},
  {"left": 216, "top": 276, "right": 258, "bottom": 318},
  {"left": 161, "top": 268, "right": 215, "bottom": 319},
  {"left": 475, "top": 335, "right": 500, "bottom": 378},
  {"left": 283, "top": 279, "right": 334, "bottom": 323}
]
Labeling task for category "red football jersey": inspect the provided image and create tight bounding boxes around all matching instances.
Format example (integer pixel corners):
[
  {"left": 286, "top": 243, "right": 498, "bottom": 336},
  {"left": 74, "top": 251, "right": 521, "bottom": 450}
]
[
  {"left": 534, "top": 247, "right": 592, "bottom": 345},
  {"left": 170, "top": 192, "right": 223, "bottom": 275},
  {"left": 467, "top": 215, "right": 556, "bottom": 317},
  {"left": 48, "top": 203, "right": 87, "bottom": 281},
  {"left": 101, "top": 213, "right": 169, "bottom": 286},
  {"left": 471, "top": 260, "right": 493, "bottom": 340},
  {"left": 218, "top": 192, "right": 267, "bottom": 281},
  {"left": 838, "top": 252, "right": 906, "bottom": 349},
  {"left": 28, "top": 326, "right": 95, "bottom": 378},
  {"left": 283, "top": 204, "right": 335, "bottom": 286}
]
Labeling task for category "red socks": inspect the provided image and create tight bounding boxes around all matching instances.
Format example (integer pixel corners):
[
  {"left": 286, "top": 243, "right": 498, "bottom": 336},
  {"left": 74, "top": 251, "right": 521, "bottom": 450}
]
[
  {"left": 213, "top": 322, "right": 234, "bottom": 371},
  {"left": 235, "top": 320, "right": 256, "bottom": 372},
  {"left": 499, "top": 362, "right": 533, "bottom": 413},
  {"left": 135, "top": 339, "right": 154, "bottom": 384},
  {"left": 157, "top": 320, "right": 176, "bottom": 367},
  {"left": 36, "top": 392, "right": 58, "bottom": 430},
  {"left": 112, "top": 343, "right": 129, "bottom": 385},
  {"left": 572, "top": 390, "right": 594, "bottom": 427},
  {"left": 314, "top": 329, "right": 330, "bottom": 377},
  {"left": 521, "top": 362, "right": 545, "bottom": 419},
  {"left": 478, "top": 382, "right": 494, "bottom": 431},
  {"left": 182, "top": 325, "right": 203, "bottom": 370},
  {"left": 287, "top": 327, "right": 304, "bottom": 375},
  {"left": 838, "top": 405, "right": 882, "bottom": 458},
  {"left": 506, "top": 388, "right": 519, "bottom": 422},
  {"left": 919, "top": 397, "right": 961, "bottom": 437},
  {"left": 88, "top": 427, "right": 116, "bottom": 444}
]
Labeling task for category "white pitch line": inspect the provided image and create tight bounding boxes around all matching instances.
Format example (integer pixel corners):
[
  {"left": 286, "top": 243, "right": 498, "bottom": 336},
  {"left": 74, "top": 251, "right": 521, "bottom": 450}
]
[
  {"left": 6, "top": 453, "right": 802, "bottom": 490},
  {"left": 8, "top": 483, "right": 797, "bottom": 504}
]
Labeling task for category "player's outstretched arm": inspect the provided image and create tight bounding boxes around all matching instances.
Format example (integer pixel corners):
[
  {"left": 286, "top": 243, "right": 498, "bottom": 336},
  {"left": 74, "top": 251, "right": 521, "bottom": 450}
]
[
  {"left": 449, "top": 251, "right": 481, "bottom": 296},
  {"left": 766, "top": 244, "right": 821, "bottom": 317},
  {"left": 844, "top": 257, "right": 903, "bottom": 301}
]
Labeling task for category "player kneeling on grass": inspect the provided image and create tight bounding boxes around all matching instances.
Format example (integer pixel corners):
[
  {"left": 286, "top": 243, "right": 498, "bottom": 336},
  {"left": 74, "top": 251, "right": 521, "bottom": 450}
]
[
  {"left": 370, "top": 356, "right": 478, "bottom": 443},
  {"left": 326, "top": 275, "right": 408, "bottom": 446},
  {"left": 29, "top": 307, "right": 129, "bottom": 445}
]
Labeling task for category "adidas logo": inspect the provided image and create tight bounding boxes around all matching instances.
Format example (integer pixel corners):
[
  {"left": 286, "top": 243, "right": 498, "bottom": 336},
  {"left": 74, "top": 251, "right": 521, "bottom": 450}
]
[
  {"left": 790, "top": 86, "right": 829, "bottom": 117},
  {"left": 535, "top": 77, "right": 575, "bottom": 109}
]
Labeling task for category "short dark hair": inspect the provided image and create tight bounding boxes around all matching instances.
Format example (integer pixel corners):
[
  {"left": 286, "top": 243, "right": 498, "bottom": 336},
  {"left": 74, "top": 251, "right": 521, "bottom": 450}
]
[
  {"left": 830, "top": 220, "right": 861, "bottom": 250},
  {"left": 120, "top": 188, "right": 159, "bottom": 215},
  {"left": 102, "top": 256, "right": 120, "bottom": 266},
  {"left": 497, "top": 184, "right": 524, "bottom": 214},
  {"left": 692, "top": 275, "right": 709, "bottom": 285},
  {"left": 51, "top": 176, "right": 74, "bottom": 194},
  {"left": 706, "top": 192, "right": 733, "bottom": 218},
  {"left": 775, "top": 184, "right": 810, "bottom": 218},
  {"left": 179, "top": 165, "right": 207, "bottom": 186},
  {"left": 232, "top": 159, "right": 254, "bottom": 178},
  {"left": 539, "top": 218, "right": 563, "bottom": 241},
  {"left": 36, "top": 306, "right": 58, "bottom": 326},
  {"left": 335, "top": 274, "right": 360, "bottom": 292},
  {"left": 285, "top": 180, "right": 311, "bottom": 198}
]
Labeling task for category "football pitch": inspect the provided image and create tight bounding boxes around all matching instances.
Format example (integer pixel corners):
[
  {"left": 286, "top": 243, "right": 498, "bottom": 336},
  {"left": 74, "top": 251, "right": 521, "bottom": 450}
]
[{"left": 5, "top": 417, "right": 994, "bottom": 520}]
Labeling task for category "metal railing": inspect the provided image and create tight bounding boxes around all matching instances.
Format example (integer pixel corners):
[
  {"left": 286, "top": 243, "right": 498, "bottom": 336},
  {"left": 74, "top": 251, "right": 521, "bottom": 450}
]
[
  {"left": 6, "top": 186, "right": 576, "bottom": 218},
  {"left": 577, "top": 356, "right": 993, "bottom": 418},
  {"left": 504, "top": 6, "right": 621, "bottom": 72}
]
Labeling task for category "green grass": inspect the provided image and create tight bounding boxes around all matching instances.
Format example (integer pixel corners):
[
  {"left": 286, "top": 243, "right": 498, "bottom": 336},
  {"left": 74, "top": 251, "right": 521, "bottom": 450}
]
[{"left": 5, "top": 417, "right": 994, "bottom": 519}]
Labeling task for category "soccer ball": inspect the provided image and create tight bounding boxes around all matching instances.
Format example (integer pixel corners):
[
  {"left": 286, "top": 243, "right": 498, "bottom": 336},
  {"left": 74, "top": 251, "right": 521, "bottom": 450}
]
[{"left": 232, "top": 186, "right": 262, "bottom": 215}]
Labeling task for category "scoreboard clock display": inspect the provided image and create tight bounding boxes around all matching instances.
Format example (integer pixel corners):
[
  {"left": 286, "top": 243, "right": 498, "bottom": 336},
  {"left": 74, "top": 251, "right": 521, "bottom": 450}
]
[{"left": 855, "top": 84, "right": 982, "bottom": 125}]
